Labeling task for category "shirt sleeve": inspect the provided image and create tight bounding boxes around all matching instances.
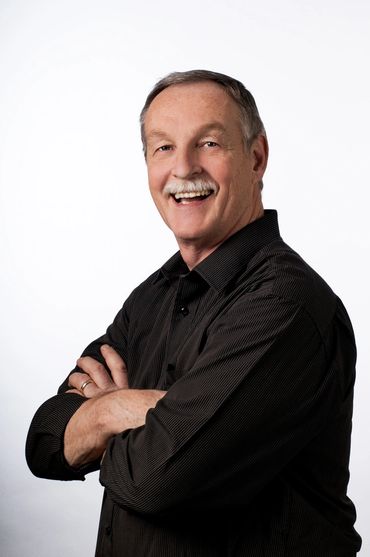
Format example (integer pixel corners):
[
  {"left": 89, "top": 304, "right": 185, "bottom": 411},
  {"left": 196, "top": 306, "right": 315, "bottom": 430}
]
[
  {"left": 25, "top": 296, "right": 132, "bottom": 480},
  {"left": 25, "top": 393, "right": 95, "bottom": 480},
  {"left": 99, "top": 293, "right": 346, "bottom": 517}
]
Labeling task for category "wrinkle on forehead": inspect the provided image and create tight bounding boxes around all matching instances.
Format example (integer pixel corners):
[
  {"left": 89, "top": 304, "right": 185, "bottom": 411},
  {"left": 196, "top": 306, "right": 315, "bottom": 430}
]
[{"left": 146, "top": 122, "right": 228, "bottom": 142}]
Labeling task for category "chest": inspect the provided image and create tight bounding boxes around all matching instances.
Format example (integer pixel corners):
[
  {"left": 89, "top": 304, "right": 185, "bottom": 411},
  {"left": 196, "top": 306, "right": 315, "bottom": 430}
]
[{"left": 126, "top": 276, "right": 223, "bottom": 389}]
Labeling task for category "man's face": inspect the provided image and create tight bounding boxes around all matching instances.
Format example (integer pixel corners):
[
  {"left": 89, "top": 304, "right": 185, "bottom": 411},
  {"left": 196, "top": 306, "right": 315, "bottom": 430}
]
[{"left": 144, "top": 81, "right": 267, "bottom": 253}]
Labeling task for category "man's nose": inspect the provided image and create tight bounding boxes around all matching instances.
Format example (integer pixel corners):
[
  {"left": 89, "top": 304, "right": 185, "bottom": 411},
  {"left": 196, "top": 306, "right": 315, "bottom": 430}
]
[{"left": 172, "top": 146, "right": 202, "bottom": 180}]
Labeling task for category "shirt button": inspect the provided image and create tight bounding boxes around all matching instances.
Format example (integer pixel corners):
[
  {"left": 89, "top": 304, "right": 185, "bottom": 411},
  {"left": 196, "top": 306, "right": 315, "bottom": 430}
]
[{"left": 180, "top": 306, "right": 189, "bottom": 316}]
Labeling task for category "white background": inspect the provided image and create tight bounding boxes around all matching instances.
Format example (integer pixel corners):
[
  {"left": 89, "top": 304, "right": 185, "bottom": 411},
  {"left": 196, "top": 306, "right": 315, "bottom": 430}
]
[{"left": 0, "top": 1, "right": 369, "bottom": 555}]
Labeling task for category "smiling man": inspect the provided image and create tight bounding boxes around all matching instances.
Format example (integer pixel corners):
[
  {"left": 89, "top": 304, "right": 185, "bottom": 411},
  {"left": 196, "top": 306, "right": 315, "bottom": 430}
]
[
  {"left": 26, "top": 70, "right": 361, "bottom": 556},
  {"left": 144, "top": 79, "right": 267, "bottom": 268}
]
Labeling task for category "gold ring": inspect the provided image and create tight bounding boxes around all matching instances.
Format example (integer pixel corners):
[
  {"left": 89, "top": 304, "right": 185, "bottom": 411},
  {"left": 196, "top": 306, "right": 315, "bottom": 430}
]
[{"left": 80, "top": 379, "right": 93, "bottom": 392}]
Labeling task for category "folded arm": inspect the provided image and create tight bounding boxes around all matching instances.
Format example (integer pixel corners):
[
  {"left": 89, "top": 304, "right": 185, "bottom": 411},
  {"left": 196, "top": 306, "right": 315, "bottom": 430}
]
[
  {"left": 64, "top": 345, "right": 165, "bottom": 468},
  {"left": 26, "top": 296, "right": 165, "bottom": 479}
]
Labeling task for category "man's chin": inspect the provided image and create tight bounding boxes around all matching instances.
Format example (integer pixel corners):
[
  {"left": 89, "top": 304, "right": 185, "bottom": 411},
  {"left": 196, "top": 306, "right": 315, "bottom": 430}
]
[{"left": 168, "top": 220, "right": 209, "bottom": 242}]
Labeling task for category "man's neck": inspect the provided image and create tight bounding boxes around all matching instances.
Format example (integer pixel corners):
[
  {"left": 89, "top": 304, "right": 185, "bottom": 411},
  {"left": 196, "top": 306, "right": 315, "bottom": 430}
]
[
  {"left": 178, "top": 207, "right": 265, "bottom": 270},
  {"left": 179, "top": 243, "right": 222, "bottom": 271}
]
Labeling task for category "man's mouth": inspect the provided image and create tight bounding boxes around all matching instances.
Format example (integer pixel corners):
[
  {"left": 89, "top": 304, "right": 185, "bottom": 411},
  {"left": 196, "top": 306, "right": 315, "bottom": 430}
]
[
  {"left": 172, "top": 190, "right": 214, "bottom": 203},
  {"left": 164, "top": 180, "right": 218, "bottom": 204}
]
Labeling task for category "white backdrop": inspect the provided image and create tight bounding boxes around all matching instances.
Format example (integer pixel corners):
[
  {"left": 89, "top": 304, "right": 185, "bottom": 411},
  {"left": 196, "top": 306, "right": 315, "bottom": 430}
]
[{"left": 0, "top": 1, "right": 369, "bottom": 555}]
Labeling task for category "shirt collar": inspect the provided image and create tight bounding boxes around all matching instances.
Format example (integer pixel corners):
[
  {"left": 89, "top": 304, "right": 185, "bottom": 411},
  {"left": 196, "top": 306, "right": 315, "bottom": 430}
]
[{"left": 154, "top": 210, "right": 281, "bottom": 291}]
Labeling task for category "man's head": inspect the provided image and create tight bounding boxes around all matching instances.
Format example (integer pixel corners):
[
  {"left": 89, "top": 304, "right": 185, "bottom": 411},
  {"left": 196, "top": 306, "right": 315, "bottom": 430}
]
[
  {"left": 140, "top": 70, "right": 266, "bottom": 161},
  {"left": 141, "top": 70, "right": 268, "bottom": 263}
]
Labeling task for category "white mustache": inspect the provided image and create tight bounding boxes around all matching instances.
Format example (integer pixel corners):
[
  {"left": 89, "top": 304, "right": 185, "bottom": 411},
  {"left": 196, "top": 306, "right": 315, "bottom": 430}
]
[{"left": 163, "top": 179, "right": 218, "bottom": 196}]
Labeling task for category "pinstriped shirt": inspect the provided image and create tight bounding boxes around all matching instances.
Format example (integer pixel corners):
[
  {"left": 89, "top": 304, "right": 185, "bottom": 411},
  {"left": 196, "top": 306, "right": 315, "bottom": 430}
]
[{"left": 26, "top": 210, "right": 361, "bottom": 556}]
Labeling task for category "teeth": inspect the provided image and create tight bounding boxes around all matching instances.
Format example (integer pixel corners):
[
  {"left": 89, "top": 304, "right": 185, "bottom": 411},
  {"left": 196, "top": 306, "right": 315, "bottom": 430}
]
[{"left": 174, "top": 189, "right": 212, "bottom": 200}]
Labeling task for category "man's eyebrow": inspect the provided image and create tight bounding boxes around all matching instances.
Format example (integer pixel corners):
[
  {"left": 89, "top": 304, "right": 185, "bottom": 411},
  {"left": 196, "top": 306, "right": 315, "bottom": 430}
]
[
  {"left": 146, "top": 130, "right": 170, "bottom": 142},
  {"left": 196, "top": 122, "right": 227, "bottom": 136}
]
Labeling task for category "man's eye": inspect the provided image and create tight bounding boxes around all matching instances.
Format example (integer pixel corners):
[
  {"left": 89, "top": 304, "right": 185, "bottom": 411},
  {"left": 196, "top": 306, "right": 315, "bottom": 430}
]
[
  {"left": 157, "top": 145, "right": 172, "bottom": 152},
  {"left": 203, "top": 141, "right": 219, "bottom": 148}
]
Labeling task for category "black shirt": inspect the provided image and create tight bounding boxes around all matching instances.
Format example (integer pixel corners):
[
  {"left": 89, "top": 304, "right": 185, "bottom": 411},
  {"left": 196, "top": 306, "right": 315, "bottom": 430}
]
[{"left": 26, "top": 210, "right": 361, "bottom": 556}]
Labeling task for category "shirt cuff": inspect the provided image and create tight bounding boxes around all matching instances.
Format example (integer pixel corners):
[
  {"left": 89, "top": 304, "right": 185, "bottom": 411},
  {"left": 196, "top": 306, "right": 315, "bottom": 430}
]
[{"left": 26, "top": 393, "right": 100, "bottom": 481}]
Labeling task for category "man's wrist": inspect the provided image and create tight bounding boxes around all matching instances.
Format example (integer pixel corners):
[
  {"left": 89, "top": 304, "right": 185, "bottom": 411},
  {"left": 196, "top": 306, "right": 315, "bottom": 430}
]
[{"left": 64, "top": 397, "right": 108, "bottom": 468}]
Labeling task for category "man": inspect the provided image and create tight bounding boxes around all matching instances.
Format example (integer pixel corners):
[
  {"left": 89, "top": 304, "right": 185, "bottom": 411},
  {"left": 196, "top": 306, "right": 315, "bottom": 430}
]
[{"left": 26, "top": 70, "right": 361, "bottom": 556}]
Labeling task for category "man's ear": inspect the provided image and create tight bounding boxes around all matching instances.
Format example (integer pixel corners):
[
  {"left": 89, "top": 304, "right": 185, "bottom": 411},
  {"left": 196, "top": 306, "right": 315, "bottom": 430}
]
[{"left": 251, "top": 134, "right": 269, "bottom": 182}]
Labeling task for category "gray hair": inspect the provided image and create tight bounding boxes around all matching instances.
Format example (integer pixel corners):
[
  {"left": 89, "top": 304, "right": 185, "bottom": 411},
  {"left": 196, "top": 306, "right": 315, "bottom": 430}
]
[{"left": 140, "top": 69, "right": 266, "bottom": 158}]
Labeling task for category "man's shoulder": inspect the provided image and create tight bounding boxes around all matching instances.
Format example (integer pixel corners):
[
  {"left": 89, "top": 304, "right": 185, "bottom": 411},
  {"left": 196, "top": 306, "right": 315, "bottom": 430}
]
[
  {"left": 245, "top": 239, "right": 338, "bottom": 334},
  {"left": 261, "top": 240, "right": 333, "bottom": 292}
]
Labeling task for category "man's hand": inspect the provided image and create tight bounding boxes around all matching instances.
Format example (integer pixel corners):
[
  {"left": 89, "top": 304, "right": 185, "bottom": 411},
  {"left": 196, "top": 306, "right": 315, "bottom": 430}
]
[
  {"left": 64, "top": 345, "right": 166, "bottom": 469},
  {"left": 67, "top": 344, "right": 128, "bottom": 397}
]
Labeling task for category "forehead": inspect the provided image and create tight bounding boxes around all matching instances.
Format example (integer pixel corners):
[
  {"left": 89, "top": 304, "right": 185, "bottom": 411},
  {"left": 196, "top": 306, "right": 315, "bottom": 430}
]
[{"left": 144, "top": 81, "right": 241, "bottom": 136}]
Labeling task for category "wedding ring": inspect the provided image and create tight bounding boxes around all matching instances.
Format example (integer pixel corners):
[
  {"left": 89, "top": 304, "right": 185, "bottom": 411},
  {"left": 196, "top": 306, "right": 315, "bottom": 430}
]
[{"left": 80, "top": 379, "right": 93, "bottom": 392}]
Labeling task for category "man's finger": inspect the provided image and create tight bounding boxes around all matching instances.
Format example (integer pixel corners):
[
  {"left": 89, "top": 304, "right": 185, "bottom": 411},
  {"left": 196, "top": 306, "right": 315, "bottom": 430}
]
[
  {"left": 68, "top": 372, "right": 101, "bottom": 398},
  {"left": 100, "top": 344, "right": 129, "bottom": 389},
  {"left": 76, "top": 356, "right": 114, "bottom": 390},
  {"left": 66, "top": 388, "right": 83, "bottom": 396}
]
